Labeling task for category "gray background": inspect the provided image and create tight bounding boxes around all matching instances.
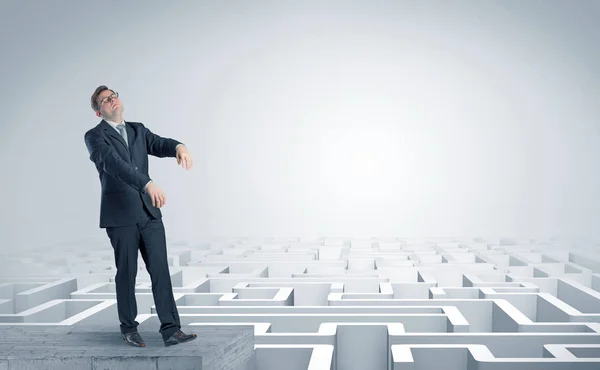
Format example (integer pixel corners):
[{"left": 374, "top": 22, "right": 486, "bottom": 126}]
[{"left": 1, "top": 0, "right": 599, "bottom": 251}]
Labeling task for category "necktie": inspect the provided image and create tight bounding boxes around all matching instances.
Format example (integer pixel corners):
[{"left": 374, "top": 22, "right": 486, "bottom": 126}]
[{"left": 116, "top": 124, "right": 128, "bottom": 147}]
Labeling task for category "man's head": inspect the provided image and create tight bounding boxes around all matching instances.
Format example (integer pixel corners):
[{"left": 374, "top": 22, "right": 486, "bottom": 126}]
[{"left": 91, "top": 85, "right": 123, "bottom": 121}]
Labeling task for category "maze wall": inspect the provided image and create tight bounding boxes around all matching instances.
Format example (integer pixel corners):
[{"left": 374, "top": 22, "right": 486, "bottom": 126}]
[{"left": 2, "top": 237, "right": 600, "bottom": 369}]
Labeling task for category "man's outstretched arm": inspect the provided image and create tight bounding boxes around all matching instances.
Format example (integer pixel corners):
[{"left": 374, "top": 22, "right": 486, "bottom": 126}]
[
  {"left": 84, "top": 130, "right": 151, "bottom": 192},
  {"left": 144, "top": 124, "right": 193, "bottom": 170},
  {"left": 144, "top": 124, "right": 184, "bottom": 158}
]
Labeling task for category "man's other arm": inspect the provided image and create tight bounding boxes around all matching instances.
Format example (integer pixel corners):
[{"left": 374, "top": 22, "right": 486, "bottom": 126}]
[
  {"left": 143, "top": 124, "right": 185, "bottom": 158},
  {"left": 84, "top": 130, "right": 151, "bottom": 192}
]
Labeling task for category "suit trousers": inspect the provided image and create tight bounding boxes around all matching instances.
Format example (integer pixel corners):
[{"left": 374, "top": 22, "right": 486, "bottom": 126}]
[{"left": 105, "top": 204, "right": 181, "bottom": 340}]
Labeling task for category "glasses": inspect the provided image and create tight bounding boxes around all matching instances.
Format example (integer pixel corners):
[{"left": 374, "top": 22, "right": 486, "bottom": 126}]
[{"left": 99, "top": 92, "right": 119, "bottom": 106}]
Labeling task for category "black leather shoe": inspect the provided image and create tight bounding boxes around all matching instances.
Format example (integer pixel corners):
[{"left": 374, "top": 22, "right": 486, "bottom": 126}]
[
  {"left": 164, "top": 330, "right": 197, "bottom": 347},
  {"left": 122, "top": 332, "right": 146, "bottom": 347}
]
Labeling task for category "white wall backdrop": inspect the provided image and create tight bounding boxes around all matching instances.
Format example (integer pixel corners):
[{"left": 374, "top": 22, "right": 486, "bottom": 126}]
[{"left": 1, "top": 0, "right": 599, "bottom": 250}]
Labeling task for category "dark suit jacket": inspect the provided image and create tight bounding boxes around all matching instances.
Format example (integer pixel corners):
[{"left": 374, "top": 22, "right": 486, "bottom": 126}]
[{"left": 84, "top": 120, "right": 183, "bottom": 228}]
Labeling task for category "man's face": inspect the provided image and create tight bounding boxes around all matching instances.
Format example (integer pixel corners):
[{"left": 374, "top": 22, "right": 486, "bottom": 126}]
[{"left": 96, "top": 89, "right": 123, "bottom": 118}]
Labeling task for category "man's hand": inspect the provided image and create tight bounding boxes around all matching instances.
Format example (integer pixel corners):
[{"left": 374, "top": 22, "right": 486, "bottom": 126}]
[
  {"left": 176, "top": 145, "right": 193, "bottom": 170},
  {"left": 145, "top": 182, "right": 166, "bottom": 208}
]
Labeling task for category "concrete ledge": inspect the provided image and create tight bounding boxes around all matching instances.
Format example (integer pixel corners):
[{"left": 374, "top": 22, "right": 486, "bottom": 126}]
[{"left": 0, "top": 324, "right": 254, "bottom": 370}]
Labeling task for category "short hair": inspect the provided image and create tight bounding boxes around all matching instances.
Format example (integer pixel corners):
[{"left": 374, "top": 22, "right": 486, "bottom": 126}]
[{"left": 90, "top": 85, "right": 114, "bottom": 111}]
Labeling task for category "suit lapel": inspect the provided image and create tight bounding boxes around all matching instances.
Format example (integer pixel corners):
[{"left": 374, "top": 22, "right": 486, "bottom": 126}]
[
  {"left": 125, "top": 122, "right": 134, "bottom": 148},
  {"left": 100, "top": 119, "right": 130, "bottom": 150}
]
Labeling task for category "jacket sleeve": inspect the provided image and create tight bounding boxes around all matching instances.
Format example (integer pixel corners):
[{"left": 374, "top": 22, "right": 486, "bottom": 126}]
[
  {"left": 84, "top": 130, "right": 151, "bottom": 192},
  {"left": 143, "top": 124, "right": 183, "bottom": 158}
]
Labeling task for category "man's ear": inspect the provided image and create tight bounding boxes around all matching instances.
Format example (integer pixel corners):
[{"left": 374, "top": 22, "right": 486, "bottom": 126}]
[{"left": 95, "top": 111, "right": 102, "bottom": 118}]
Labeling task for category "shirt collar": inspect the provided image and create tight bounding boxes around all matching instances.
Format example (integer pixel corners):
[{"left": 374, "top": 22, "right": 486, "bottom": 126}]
[{"left": 105, "top": 119, "right": 125, "bottom": 130}]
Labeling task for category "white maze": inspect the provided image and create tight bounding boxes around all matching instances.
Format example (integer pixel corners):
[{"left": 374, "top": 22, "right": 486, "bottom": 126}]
[{"left": 2, "top": 237, "right": 600, "bottom": 369}]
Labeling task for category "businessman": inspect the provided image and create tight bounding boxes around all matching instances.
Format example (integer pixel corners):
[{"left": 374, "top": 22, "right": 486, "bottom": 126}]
[{"left": 84, "top": 85, "right": 197, "bottom": 347}]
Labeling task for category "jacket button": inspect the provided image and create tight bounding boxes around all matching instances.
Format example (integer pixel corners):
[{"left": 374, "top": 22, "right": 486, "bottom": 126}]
[{"left": 134, "top": 167, "right": 138, "bottom": 170}]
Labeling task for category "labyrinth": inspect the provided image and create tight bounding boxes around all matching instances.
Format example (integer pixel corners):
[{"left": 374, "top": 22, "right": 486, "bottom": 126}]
[{"left": 2, "top": 237, "right": 600, "bottom": 370}]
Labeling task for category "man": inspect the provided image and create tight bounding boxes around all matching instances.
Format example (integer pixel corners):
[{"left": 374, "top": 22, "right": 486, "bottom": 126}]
[{"left": 84, "top": 86, "right": 197, "bottom": 347}]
